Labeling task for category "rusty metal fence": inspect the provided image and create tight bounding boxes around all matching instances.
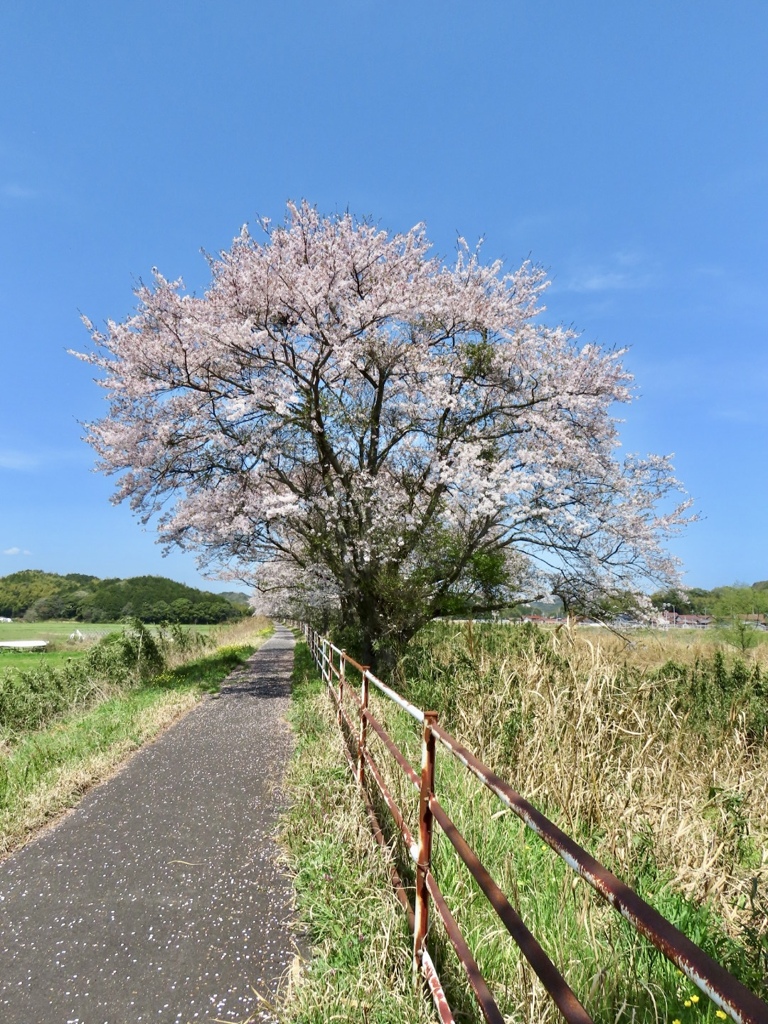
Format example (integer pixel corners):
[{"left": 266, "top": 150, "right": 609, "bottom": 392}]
[{"left": 301, "top": 623, "right": 768, "bottom": 1024}]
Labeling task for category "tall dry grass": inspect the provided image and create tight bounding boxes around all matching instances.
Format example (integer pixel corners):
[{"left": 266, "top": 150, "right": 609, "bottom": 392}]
[{"left": 367, "top": 621, "right": 768, "bottom": 1021}]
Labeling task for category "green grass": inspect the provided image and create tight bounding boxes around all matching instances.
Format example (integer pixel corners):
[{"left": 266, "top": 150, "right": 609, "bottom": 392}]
[
  {"left": 0, "top": 619, "right": 221, "bottom": 645},
  {"left": 366, "top": 693, "right": 753, "bottom": 1024},
  {"left": 284, "top": 623, "right": 768, "bottom": 1024},
  {"left": 0, "top": 620, "right": 117, "bottom": 674},
  {"left": 0, "top": 620, "right": 122, "bottom": 642},
  {"left": 392, "top": 622, "right": 767, "bottom": 1021},
  {"left": 0, "top": 619, "right": 220, "bottom": 737},
  {"left": 0, "top": 627, "right": 271, "bottom": 855},
  {"left": 280, "top": 640, "right": 432, "bottom": 1023},
  {"left": 0, "top": 648, "right": 89, "bottom": 672},
  {"left": 0, "top": 620, "right": 192, "bottom": 676}
]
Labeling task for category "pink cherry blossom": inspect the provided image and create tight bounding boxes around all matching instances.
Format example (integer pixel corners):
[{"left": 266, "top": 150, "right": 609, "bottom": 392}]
[{"left": 74, "top": 201, "right": 692, "bottom": 664}]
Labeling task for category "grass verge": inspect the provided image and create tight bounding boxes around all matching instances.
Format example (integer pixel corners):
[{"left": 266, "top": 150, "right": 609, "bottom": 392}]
[
  {"left": 389, "top": 621, "right": 768, "bottom": 1023},
  {"left": 280, "top": 640, "right": 432, "bottom": 1023},
  {"left": 282, "top": 624, "right": 768, "bottom": 1024},
  {"left": 365, "top": 692, "right": 754, "bottom": 1024},
  {"left": 0, "top": 633, "right": 269, "bottom": 856}
]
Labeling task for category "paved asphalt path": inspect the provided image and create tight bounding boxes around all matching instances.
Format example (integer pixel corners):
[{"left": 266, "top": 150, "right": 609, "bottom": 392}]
[{"left": 0, "top": 624, "right": 297, "bottom": 1024}]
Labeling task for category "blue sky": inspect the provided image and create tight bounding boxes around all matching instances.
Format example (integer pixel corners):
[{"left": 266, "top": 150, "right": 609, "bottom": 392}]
[{"left": 1, "top": 1, "right": 766, "bottom": 593}]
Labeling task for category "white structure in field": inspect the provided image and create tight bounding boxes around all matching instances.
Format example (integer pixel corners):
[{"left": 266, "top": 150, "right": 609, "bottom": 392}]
[{"left": 0, "top": 639, "right": 49, "bottom": 650}]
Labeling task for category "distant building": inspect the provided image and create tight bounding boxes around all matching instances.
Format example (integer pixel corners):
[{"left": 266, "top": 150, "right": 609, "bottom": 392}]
[{"left": 660, "top": 611, "right": 712, "bottom": 628}]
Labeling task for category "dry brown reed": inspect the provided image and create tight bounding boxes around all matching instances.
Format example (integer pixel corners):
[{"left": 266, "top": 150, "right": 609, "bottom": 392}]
[
  {"left": 400, "top": 623, "right": 768, "bottom": 947},
  {"left": 282, "top": 621, "right": 768, "bottom": 1022}
]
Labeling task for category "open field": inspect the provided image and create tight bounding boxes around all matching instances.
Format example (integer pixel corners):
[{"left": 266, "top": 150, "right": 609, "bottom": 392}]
[
  {"left": 0, "top": 620, "right": 120, "bottom": 643},
  {"left": 0, "top": 620, "right": 121, "bottom": 638},
  {"left": 0, "top": 622, "right": 125, "bottom": 694},
  {"left": 0, "top": 620, "right": 222, "bottom": 643},
  {"left": 0, "top": 648, "right": 89, "bottom": 672},
  {"left": 576, "top": 623, "right": 768, "bottom": 663},
  {"left": 0, "top": 620, "right": 224, "bottom": 674}
]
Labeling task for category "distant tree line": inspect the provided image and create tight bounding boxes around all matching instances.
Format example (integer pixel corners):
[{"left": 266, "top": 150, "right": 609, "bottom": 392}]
[
  {"left": 0, "top": 570, "right": 250, "bottom": 624},
  {"left": 504, "top": 581, "right": 768, "bottom": 623},
  {"left": 650, "top": 582, "right": 768, "bottom": 619}
]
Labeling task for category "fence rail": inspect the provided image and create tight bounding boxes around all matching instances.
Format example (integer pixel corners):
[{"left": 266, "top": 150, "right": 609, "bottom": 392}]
[{"left": 301, "top": 623, "right": 768, "bottom": 1024}]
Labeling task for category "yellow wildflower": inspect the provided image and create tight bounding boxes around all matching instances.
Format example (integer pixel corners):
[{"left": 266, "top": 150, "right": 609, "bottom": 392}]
[
  {"left": 672, "top": 1019, "right": 682, "bottom": 1024},
  {"left": 690, "top": 995, "right": 699, "bottom": 1004},
  {"left": 715, "top": 1012, "right": 728, "bottom": 1020},
  {"left": 684, "top": 1001, "right": 691, "bottom": 1008}
]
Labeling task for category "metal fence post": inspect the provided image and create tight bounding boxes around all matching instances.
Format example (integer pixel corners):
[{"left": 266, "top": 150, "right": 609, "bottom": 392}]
[
  {"left": 357, "top": 668, "right": 370, "bottom": 787},
  {"left": 414, "top": 710, "right": 438, "bottom": 975},
  {"left": 338, "top": 650, "right": 346, "bottom": 728}
]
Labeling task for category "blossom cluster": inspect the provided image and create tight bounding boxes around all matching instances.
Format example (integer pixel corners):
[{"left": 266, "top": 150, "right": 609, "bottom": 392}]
[{"left": 75, "top": 201, "right": 692, "bottom": 639}]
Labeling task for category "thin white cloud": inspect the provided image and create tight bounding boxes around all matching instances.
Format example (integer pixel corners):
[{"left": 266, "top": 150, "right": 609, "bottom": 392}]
[
  {"left": 2, "top": 547, "right": 31, "bottom": 556},
  {"left": 508, "top": 205, "right": 589, "bottom": 241},
  {"left": 569, "top": 271, "right": 638, "bottom": 292},
  {"left": 713, "top": 406, "right": 766, "bottom": 426},
  {"left": 1, "top": 183, "right": 37, "bottom": 200},
  {"left": 0, "top": 447, "right": 87, "bottom": 471},
  {"left": 690, "top": 264, "right": 768, "bottom": 317},
  {"left": 565, "top": 249, "right": 658, "bottom": 294},
  {"left": 699, "top": 160, "right": 768, "bottom": 202},
  {"left": 0, "top": 450, "right": 41, "bottom": 471}
]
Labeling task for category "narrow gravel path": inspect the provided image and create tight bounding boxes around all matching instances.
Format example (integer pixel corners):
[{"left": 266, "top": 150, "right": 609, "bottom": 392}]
[{"left": 0, "top": 624, "right": 297, "bottom": 1024}]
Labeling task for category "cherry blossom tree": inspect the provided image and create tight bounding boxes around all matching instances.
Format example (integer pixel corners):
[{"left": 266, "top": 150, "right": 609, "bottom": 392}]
[{"left": 76, "top": 201, "right": 691, "bottom": 666}]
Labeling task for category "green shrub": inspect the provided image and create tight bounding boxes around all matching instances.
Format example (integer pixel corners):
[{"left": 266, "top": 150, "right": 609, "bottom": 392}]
[{"left": 0, "top": 620, "right": 214, "bottom": 737}]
